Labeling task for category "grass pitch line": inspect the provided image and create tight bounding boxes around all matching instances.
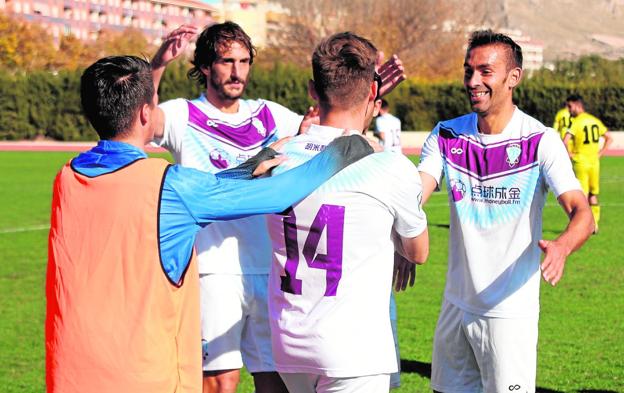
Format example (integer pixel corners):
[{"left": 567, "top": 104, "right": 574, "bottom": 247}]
[{"left": 0, "top": 224, "right": 49, "bottom": 234}]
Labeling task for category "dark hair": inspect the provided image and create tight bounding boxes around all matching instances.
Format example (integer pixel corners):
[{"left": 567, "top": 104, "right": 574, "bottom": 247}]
[
  {"left": 467, "top": 30, "right": 523, "bottom": 70},
  {"left": 188, "top": 21, "right": 256, "bottom": 86},
  {"left": 380, "top": 98, "right": 389, "bottom": 110},
  {"left": 312, "top": 32, "right": 378, "bottom": 110},
  {"left": 80, "top": 56, "right": 154, "bottom": 140},
  {"left": 566, "top": 93, "right": 584, "bottom": 105}
]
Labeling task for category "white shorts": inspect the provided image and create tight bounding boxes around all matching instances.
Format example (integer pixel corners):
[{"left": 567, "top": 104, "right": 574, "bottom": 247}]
[
  {"left": 431, "top": 299, "right": 537, "bottom": 393},
  {"left": 280, "top": 373, "right": 390, "bottom": 393},
  {"left": 199, "top": 274, "right": 274, "bottom": 373}
]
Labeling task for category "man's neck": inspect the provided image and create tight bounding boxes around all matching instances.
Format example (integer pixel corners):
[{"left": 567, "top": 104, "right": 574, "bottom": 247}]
[
  {"left": 204, "top": 88, "right": 240, "bottom": 114},
  {"left": 476, "top": 103, "right": 515, "bottom": 135},
  {"left": 319, "top": 109, "right": 366, "bottom": 134},
  {"left": 111, "top": 132, "right": 148, "bottom": 150}
]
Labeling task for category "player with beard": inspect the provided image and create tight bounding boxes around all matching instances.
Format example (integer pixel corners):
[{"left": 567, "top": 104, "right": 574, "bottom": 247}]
[{"left": 149, "top": 22, "right": 405, "bottom": 393}]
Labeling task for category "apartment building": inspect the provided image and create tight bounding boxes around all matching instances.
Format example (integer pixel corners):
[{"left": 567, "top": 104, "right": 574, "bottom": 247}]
[{"left": 1, "top": 0, "right": 217, "bottom": 43}]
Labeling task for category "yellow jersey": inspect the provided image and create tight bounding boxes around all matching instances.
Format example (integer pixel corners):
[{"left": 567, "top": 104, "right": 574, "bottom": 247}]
[
  {"left": 567, "top": 112, "right": 608, "bottom": 165},
  {"left": 553, "top": 108, "right": 571, "bottom": 140}
]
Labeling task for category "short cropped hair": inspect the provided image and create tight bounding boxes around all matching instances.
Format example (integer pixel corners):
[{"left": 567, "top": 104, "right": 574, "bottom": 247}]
[
  {"left": 566, "top": 93, "right": 584, "bottom": 105},
  {"left": 467, "top": 30, "right": 523, "bottom": 70},
  {"left": 80, "top": 56, "right": 154, "bottom": 140},
  {"left": 188, "top": 21, "right": 256, "bottom": 86},
  {"left": 380, "top": 99, "right": 389, "bottom": 110},
  {"left": 312, "top": 32, "right": 378, "bottom": 110}
]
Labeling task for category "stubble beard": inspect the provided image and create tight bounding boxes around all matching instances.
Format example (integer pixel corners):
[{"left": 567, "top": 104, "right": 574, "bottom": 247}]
[{"left": 209, "top": 72, "right": 247, "bottom": 102}]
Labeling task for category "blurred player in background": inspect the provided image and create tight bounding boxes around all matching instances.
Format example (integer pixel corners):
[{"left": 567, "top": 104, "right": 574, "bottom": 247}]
[
  {"left": 553, "top": 104, "right": 571, "bottom": 140},
  {"left": 418, "top": 30, "right": 594, "bottom": 393},
  {"left": 563, "top": 94, "right": 613, "bottom": 233},
  {"left": 374, "top": 99, "right": 402, "bottom": 153},
  {"left": 150, "top": 21, "right": 405, "bottom": 393},
  {"left": 266, "top": 32, "right": 429, "bottom": 393}
]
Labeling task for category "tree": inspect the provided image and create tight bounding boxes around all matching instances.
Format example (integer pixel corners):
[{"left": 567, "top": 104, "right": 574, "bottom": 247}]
[
  {"left": 0, "top": 12, "right": 57, "bottom": 72},
  {"left": 266, "top": 0, "right": 490, "bottom": 81}
]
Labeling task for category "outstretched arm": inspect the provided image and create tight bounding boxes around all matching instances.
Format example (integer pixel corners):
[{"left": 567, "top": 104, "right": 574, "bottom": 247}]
[{"left": 539, "top": 189, "right": 594, "bottom": 286}]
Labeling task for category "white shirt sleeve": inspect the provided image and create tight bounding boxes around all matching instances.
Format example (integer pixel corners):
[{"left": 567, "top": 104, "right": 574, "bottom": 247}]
[
  {"left": 416, "top": 125, "right": 444, "bottom": 184},
  {"left": 265, "top": 100, "right": 304, "bottom": 138},
  {"left": 388, "top": 155, "right": 428, "bottom": 238},
  {"left": 538, "top": 128, "right": 581, "bottom": 197},
  {"left": 154, "top": 98, "right": 189, "bottom": 152}
]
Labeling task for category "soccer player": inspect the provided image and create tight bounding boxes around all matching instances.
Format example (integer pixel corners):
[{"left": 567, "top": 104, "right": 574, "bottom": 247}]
[
  {"left": 46, "top": 55, "right": 375, "bottom": 393},
  {"left": 553, "top": 105, "right": 571, "bottom": 140},
  {"left": 374, "top": 98, "right": 402, "bottom": 153},
  {"left": 417, "top": 31, "right": 594, "bottom": 392},
  {"left": 266, "top": 32, "right": 429, "bottom": 393},
  {"left": 149, "top": 22, "right": 405, "bottom": 393},
  {"left": 563, "top": 94, "right": 613, "bottom": 233}
]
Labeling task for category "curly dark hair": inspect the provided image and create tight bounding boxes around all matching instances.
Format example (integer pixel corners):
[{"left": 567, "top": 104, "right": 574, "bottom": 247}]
[{"left": 188, "top": 21, "right": 256, "bottom": 87}]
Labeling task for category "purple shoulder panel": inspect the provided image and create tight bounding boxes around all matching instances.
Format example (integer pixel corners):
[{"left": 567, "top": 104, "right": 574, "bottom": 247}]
[
  {"left": 186, "top": 101, "right": 278, "bottom": 148},
  {"left": 438, "top": 125, "right": 544, "bottom": 180}
]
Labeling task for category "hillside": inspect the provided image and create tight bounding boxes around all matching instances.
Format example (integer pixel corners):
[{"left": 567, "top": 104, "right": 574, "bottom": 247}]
[{"left": 501, "top": 0, "right": 624, "bottom": 61}]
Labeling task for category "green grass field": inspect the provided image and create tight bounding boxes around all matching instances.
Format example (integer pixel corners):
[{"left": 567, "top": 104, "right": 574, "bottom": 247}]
[{"left": 0, "top": 151, "right": 622, "bottom": 392}]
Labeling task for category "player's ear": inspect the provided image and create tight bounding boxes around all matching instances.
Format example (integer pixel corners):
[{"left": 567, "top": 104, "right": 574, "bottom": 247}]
[
  {"left": 507, "top": 67, "right": 522, "bottom": 89},
  {"left": 139, "top": 103, "right": 150, "bottom": 126},
  {"left": 308, "top": 79, "right": 319, "bottom": 102},
  {"left": 200, "top": 66, "right": 210, "bottom": 77},
  {"left": 373, "top": 99, "right": 382, "bottom": 117}
]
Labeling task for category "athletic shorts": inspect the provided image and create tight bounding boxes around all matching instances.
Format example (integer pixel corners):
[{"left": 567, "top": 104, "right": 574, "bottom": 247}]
[
  {"left": 199, "top": 274, "right": 274, "bottom": 373},
  {"left": 431, "top": 299, "right": 538, "bottom": 393},
  {"left": 280, "top": 373, "right": 390, "bottom": 393},
  {"left": 572, "top": 160, "right": 600, "bottom": 196}
]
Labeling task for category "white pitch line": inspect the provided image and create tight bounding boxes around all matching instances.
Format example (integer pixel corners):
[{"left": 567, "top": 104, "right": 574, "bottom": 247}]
[{"left": 0, "top": 224, "right": 49, "bottom": 234}]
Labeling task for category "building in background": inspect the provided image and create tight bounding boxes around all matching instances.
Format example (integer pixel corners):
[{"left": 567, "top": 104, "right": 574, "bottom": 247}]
[
  {"left": 216, "top": 0, "right": 287, "bottom": 48},
  {"left": 499, "top": 28, "right": 544, "bottom": 72},
  {"left": 1, "top": 0, "right": 217, "bottom": 43}
]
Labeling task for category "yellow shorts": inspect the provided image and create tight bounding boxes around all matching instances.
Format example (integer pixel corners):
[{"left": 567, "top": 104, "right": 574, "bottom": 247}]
[{"left": 572, "top": 160, "right": 600, "bottom": 196}]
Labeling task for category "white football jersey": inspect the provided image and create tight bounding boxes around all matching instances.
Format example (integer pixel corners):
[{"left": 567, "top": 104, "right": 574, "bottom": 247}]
[
  {"left": 157, "top": 95, "right": 302, "bottom": 274},
  {"left": 267, "top": 124, "right": 427, "bottom": 377},
  {"left": 418, "top": 108, "right": 581, "bottom": 318},
  {"left": 374, "top": 113, "right": 402, "bottom": 153}
]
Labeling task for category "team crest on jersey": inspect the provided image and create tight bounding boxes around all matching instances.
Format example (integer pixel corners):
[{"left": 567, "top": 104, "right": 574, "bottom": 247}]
[
  {"left": 505, "top": 143, "right": 521, "bottom": 167},
  {"left": 209, "top": 148, "right": 229, "bottom": 169},
  {"left": 449, "top": 178, "right": 466, "bottom": 202},
  {"left": 252, "top": 117, "right": 266, "bottom": 137}
]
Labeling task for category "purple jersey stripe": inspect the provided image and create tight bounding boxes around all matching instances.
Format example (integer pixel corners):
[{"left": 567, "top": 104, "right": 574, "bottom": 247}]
[
  {"left": 187, "top": 101, "right": 278, "bottom": 148},
  {"left": 446, "top": 159, "right": 540, "bottom": 182},
  {"left": 439, "top": 126, "right": 544, "bottom": 178}
]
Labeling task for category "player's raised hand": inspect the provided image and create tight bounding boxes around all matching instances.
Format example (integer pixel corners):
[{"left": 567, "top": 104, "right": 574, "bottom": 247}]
[
  {"left": 376, "top": 54, "right": 406, "bottom": 98},
  {"left": 393, "top": 251, "right": 416, "bottom": 292},
  {"left": 538, "top": 239, "right": 568, "bottom": 286},
  {"left": 298, "top": 106, "right": 320, "bottom": 135},
  {"left": 152, "top": 25, "right": 198, "bottom": 69}
]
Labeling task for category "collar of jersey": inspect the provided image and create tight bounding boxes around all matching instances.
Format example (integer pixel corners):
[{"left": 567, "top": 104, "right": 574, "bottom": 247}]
[
  {"left": 307, "top": 124, "right": 362, "bottom": 139},
  {"left": 71, "top": 140, "right": 147, "bottom": 177},
  {"left": 473, "top": 106, "right": 521, "bottom": 141}
]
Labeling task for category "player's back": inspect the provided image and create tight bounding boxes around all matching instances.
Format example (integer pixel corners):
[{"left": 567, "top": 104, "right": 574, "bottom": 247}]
[
  {"left": 267, "top": 126, "right": 425, "bottom": 378},
  {"left": 569, "top": 112, "right": 607, "bottom": 164}
]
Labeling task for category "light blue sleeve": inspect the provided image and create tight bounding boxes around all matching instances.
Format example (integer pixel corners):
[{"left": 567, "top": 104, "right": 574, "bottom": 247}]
[{"left": 158, "top": 135, "right": 373, "bottom": 285}]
